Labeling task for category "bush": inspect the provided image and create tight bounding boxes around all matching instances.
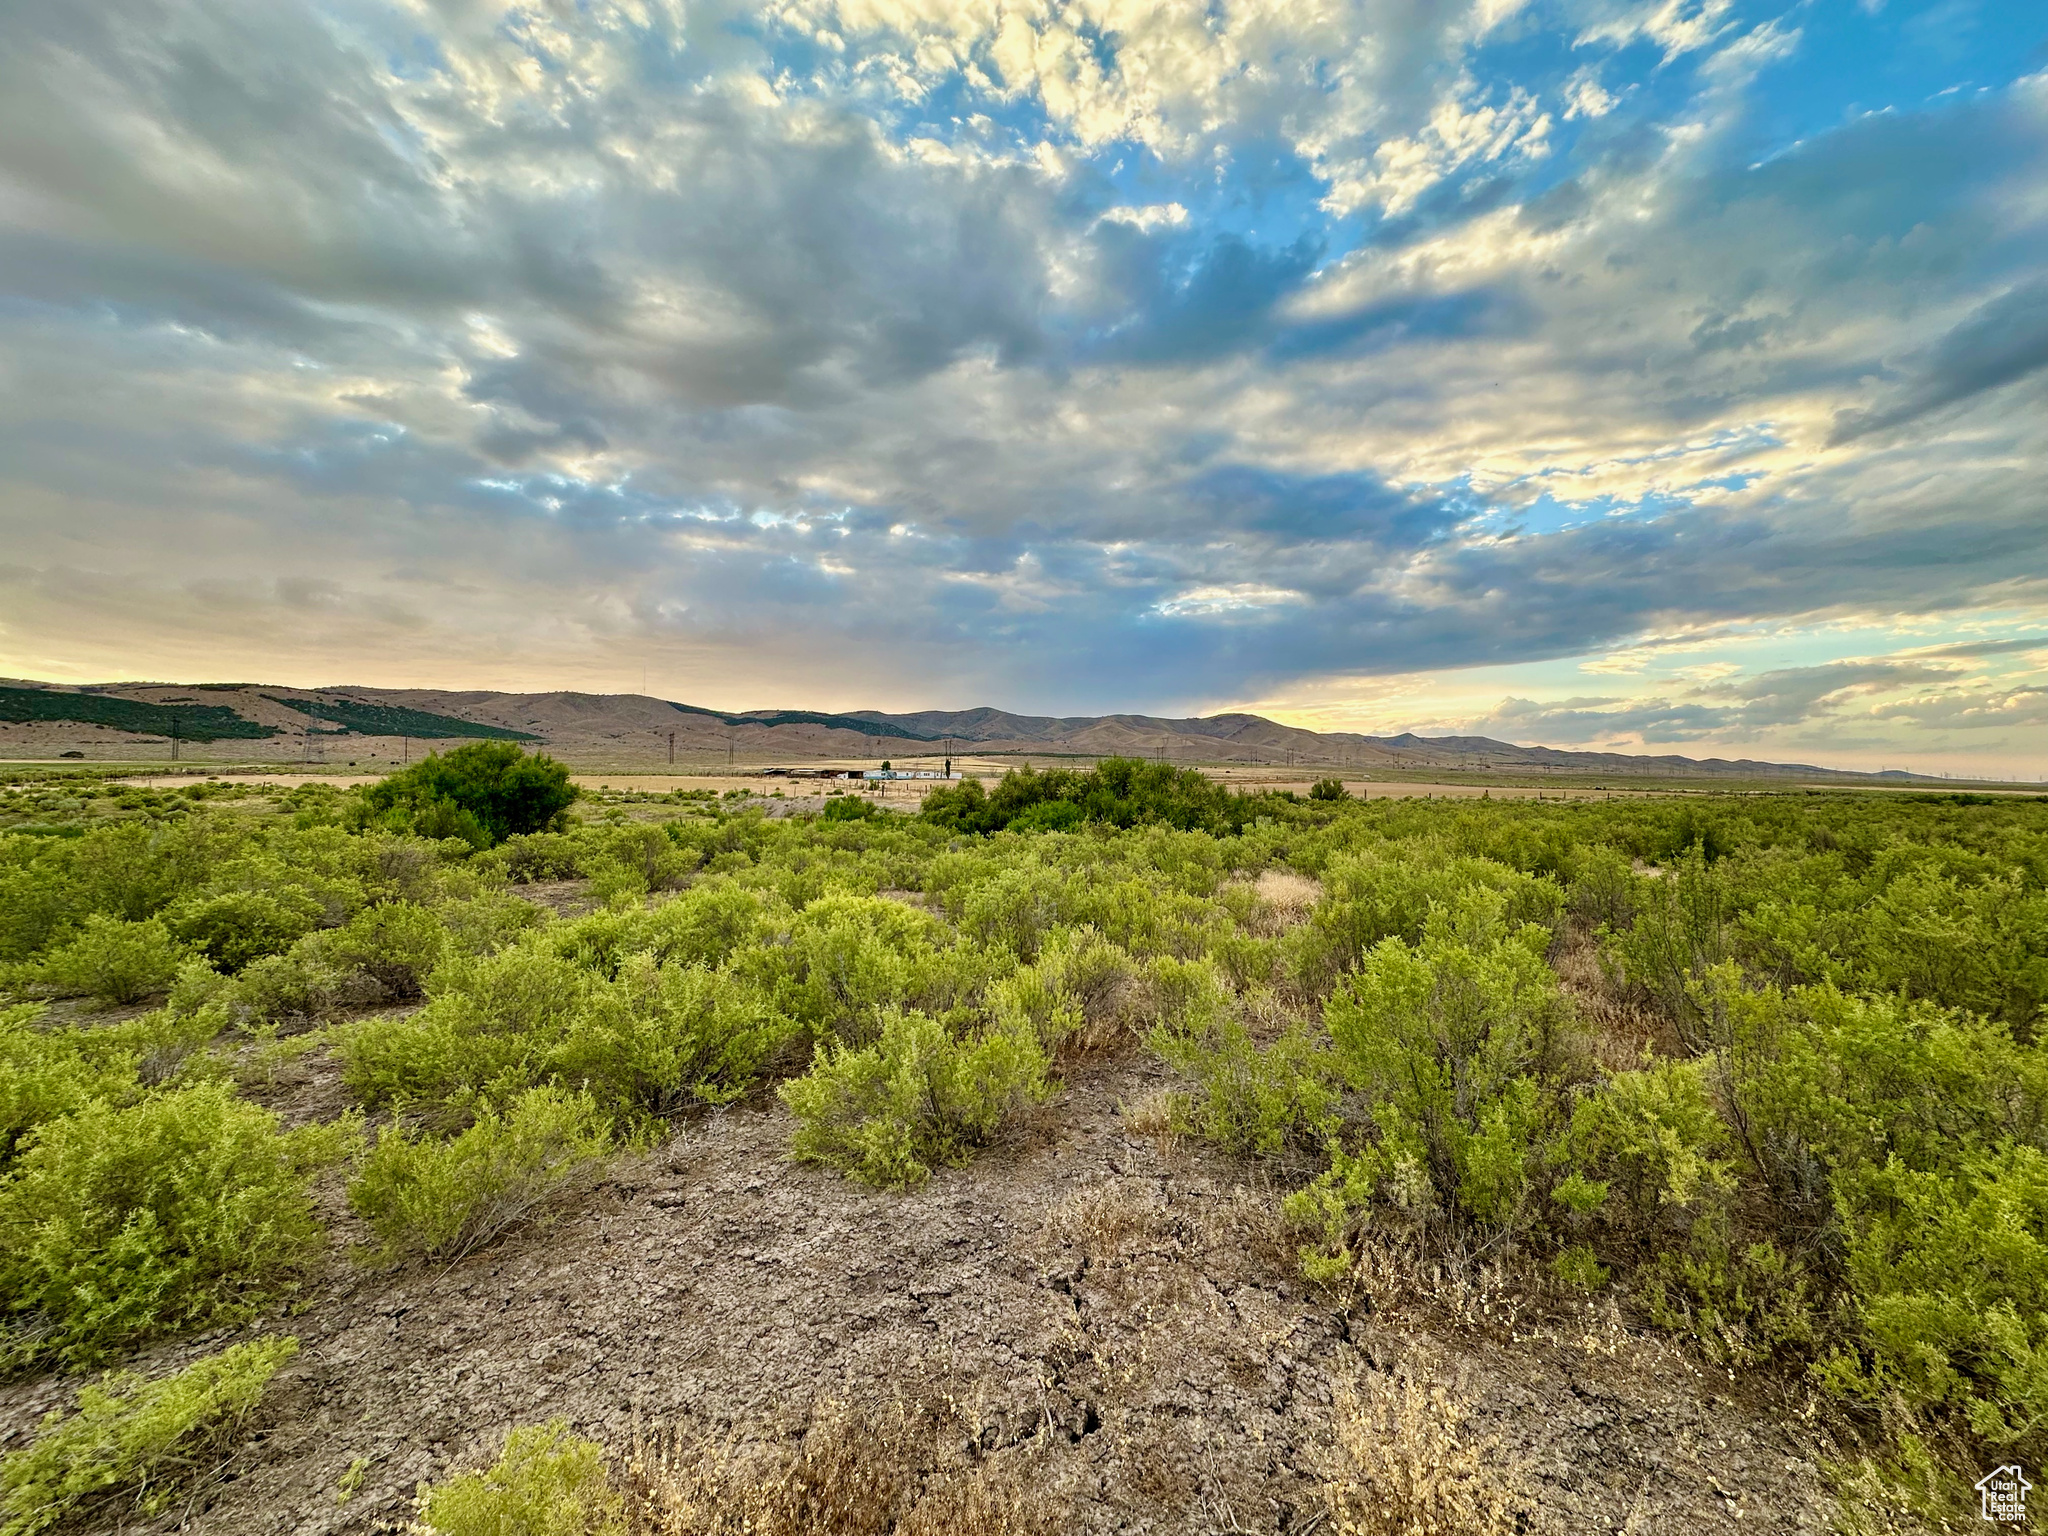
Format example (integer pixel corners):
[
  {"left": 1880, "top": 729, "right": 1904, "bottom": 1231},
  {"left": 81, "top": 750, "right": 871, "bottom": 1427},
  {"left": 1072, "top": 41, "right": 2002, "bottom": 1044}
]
[
  {"left": 348, "top": 1086, "right": 613, "bottom": 1264},
  {"left": 0, "top": 1336, "right": 298, "bottom": 1536},
  {"left": 1153, "top": 1017, "right": 1341, "bottom": 1159},
  {"left": 1309, "top": 778, "right": 1347, "bottom": 802},
  {"left": 550, "top": 962, "right": 796, "bottom": 1120},
  {"left": 340, "top": 947, "right": 593, "bottom": 1116},
  {"left": 230, "top": 950, "right": 375, "bottom": 1027},
  {"left": 781, "top": 1011, "right": 1050, "bottom": 1186},
  {"left": 778, "top": 896, "right": 953, "bottom": 1043},
  {"left": 493, "top": 831, "right": 586, "bottom": 883},
  {"left": 359, "top": 743, "right": 578, "bottom": 849},
  {"left": 822, "top": 796, "right": 878, "bottom": 823},
  {"left": 0, "top": 1086, "right": 340, "bottom": 1366},
  {"left": 1322, "top": 893, "right": 1578, "bottom": 1232},
  {"left": 164, "top": 890, "right": 320, "bottom": 973},
  {"left": 35, "top": 915, "right": 183, "bottom": 1006},
  {"left": 1604, "top": 841, "right": 1729, "bottom": 1049},
  {"left": 318, "top": 900, "right": 450, "bottom": 999},
  {"left": 0, "top": 1004, "right": 137, "bottom": 1164},
  {"left": 417, "top": 1419, "right": 624, "bottom": 1536}
]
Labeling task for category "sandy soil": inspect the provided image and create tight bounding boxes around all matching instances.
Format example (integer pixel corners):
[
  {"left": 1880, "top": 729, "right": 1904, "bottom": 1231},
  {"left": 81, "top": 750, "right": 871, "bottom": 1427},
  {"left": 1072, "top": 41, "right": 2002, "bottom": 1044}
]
[{"left": 0, "top": 1046, "right": 1848, "bottom": 1535}]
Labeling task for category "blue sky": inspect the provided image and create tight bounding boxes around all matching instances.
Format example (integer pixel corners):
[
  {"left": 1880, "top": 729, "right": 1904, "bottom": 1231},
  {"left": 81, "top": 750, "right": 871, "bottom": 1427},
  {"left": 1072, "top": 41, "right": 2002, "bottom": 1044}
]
[{"left": 1, "top": 0, "right": 2044, "bottom": 773}]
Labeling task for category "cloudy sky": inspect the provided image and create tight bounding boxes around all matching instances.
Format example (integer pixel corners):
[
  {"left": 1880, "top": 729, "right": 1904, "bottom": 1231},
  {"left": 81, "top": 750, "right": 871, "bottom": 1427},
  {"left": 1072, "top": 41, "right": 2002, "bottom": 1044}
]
[{"left": 2, "top": 0, "right": 2044, "bottom": 773}]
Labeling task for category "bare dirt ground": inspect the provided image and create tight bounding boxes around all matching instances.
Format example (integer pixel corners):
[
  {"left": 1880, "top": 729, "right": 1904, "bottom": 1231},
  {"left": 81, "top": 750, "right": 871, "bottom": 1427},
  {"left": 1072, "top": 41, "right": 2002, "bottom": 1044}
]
[{"left": 1, "top": 1047, "right": 1847, "bottom": 1535}]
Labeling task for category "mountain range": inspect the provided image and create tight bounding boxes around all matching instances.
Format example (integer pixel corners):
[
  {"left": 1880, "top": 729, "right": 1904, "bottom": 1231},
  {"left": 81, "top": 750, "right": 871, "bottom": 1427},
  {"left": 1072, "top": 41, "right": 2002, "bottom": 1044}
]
[{"left": 0, "top": 678, "right": 1946, "bottom": 781}]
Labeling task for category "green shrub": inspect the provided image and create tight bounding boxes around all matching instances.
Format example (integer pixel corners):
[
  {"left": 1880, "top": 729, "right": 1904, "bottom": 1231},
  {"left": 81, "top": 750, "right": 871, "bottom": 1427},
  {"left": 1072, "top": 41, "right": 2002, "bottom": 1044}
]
[
  {"left": 1824, "top": 1144, "right": 2048, "bottom": 1442},
  {"left": 0, "top": 1085, "right": 341, "bottom": 1366},
  {"left": 957, "top": 864, "right": 1081, "bottom": 963},
  {"left": 1560, "top": 1057, "right": 1733, "bottom": 1235},
  {"left": 631, "top": 883, "right": 767, "bottom": 970},
  {"left": 1604, "top": 842, "right": 1730, "bottom": 1049},
  {"left": 0, "top": 1003, "right": 225, "bottom": 1163},
  {"left": 549, "top": 961, "right": 795, "bottom": 1120},
  {"left": 777, "top": 895, "right": 951, "bottom": 1043},
  {"left": 359, "top": 743, "right": 578, "bottom": 849},
  {"left": 1324, "top": 893, "right": 1578, "bottom": 1232},
  {"left": 1153, "top": 1017, "right": 1341, "bottom": 1158},
  {"left": 821, "top": 795, "right": 878, "bottom": 822},
  {"left": 230, "top": 950, "right": 370, "bottom": 1027},
  {"left": 587, "top": 824, "right": 698, "bottom": 902},
  {"left": 164, "top": 890, "right": 320, "bottom": 973},
  {"left": 35, "top": 915, "right": 184, "bottom": 1006},
  {"left": 0, "top": 1336, "right": 298, "bottom": 1536},
  {"left": 348, "top": 1085, "right": 613, "bottom": 1264},
  {"left": 781, "top": 1010, "right": 1050, "bottom": 1186},
  {"left": 492, "top": 831, "right": 586, "bottom": 883},
  {"left": 340, "top": 947, "right": 592, "bottom": 1116},
  {"left": 416, "top": 1419, "right": 623, "bottom": 1536},
  {"left": 318, "top": 900, "right": 450, "bottom": 999},
  {"left": 0, "top": 1004, "right": 142, "bottom": 1163},
  {"left": 987, "top": 928, "right": 1143, "bottom": 1052},
  {"left": 1309, "top": 778, "right": 1347, "bottom": 802}
]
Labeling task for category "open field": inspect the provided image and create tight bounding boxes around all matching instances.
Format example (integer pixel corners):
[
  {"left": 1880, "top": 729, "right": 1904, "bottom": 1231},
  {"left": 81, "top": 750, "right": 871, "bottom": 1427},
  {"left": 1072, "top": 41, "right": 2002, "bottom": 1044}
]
[{"left": 2, "top": 756, "right": 2045, "bottom": 1533}]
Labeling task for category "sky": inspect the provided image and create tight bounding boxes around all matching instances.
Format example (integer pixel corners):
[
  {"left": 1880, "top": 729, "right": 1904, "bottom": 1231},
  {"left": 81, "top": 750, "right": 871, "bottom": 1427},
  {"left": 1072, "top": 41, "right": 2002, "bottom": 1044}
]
[{"left": 1, "top": 0, "right": 2044, "bottom": 776}]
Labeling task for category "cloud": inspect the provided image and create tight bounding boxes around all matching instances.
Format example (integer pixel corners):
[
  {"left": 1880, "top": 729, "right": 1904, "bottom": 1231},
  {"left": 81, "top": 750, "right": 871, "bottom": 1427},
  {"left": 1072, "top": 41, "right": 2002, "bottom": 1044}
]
[
  {"left": 1829, "top": 279, "right": 2048, "bottom": 443},
  {"left": 0, "top": 0, "right": 2042, "bottom": 767}
]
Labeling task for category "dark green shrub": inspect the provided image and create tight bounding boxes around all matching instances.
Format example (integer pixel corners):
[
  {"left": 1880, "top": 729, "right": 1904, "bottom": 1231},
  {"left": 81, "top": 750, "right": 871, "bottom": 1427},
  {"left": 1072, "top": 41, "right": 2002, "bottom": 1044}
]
[
  {"left": 35, "top": 916, "right": 184, "bottom": 1006},
  {"left": 348, "top": 1086, "right": 613, "bottom": 1264},
  {"left": 0, "top": 1085, "right": 342, "bottom": 1366},
  {"left": 359, "top": 743, "right": 577, "bottom": 849},
  {"left": 821, "top": 795, "right": 877, "bottom": 822},
  {"left": 1309, "top": 778, "right": 1347, "bottom": 802},
  {"left": 0, "top": 1335, "right": 298, "bottom": 1536},
  {"left": 781, "top": 1011, "right": 1050, "bottom": 1186}
]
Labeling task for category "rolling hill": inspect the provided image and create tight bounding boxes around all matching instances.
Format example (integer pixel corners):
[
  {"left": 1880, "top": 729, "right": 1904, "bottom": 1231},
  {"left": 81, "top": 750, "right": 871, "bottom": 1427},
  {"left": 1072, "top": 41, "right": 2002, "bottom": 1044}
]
[{"left": 0, "top": 677, "right": 1951, "bottom": 781}]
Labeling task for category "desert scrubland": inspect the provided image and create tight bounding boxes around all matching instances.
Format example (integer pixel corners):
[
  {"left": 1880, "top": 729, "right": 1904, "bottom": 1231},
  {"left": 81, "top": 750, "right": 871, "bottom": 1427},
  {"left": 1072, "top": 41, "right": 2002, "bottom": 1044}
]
[{"left": 2, "top": 753, "right": 2045, "bottom": 1534}]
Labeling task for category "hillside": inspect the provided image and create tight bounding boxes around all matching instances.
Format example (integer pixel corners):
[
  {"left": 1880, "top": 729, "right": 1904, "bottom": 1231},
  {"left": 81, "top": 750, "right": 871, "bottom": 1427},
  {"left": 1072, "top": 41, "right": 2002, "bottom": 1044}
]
[{"left": 0, "top": 679, "right": 1945, "bottom": 781}]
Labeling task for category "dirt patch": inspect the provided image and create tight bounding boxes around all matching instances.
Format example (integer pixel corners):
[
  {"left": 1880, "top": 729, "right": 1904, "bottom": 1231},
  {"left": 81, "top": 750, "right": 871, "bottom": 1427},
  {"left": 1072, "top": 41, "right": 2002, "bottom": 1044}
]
[
  {"left": 511, "top": 878, "right": 601, "bottom": 920},
  {"left": 0, "top": 1050, "right": 1853, "bottom": 1535}
]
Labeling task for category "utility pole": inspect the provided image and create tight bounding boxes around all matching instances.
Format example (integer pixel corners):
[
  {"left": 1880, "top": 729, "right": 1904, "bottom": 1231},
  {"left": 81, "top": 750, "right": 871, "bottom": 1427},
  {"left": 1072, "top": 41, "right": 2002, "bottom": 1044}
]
[
  {"left": 727, "top": 726, "right": 734, "bottom": 771},
  {"left": 170, "top": 717, "right": 179, "bottom": 762},
  {"left": 668, "top": 731, "right": 675, "bottom": 766}
]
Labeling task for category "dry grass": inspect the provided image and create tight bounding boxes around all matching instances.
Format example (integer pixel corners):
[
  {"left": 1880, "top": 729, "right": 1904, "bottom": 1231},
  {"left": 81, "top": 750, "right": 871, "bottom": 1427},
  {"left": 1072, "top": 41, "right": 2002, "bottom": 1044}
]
[
  {"left": 1549, "top": 928, "right": 1668, "bottom": 1071},
  {"left": 1043, "top": 1178, "right": 1161, "bottom": 1257},
  {"left": 620, "top": 1398, "right": 1064, "bottom": 1536},
  {"left": 1120, "top": 1086, "right": 1182, "bottom": 1155},
  {"left": 1251, "top": 870, "right": 1322, "bottom": 934},
  {"left": 1323, "top": 1371, "right": 1531, "bottom": 1536}
]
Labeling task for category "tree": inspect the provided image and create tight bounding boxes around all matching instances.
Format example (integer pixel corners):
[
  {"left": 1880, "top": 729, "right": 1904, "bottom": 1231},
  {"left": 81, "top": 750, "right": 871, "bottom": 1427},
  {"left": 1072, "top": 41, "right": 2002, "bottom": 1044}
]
[{"left": 358, "top": 743, "right": 577, "bottom": 849}]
